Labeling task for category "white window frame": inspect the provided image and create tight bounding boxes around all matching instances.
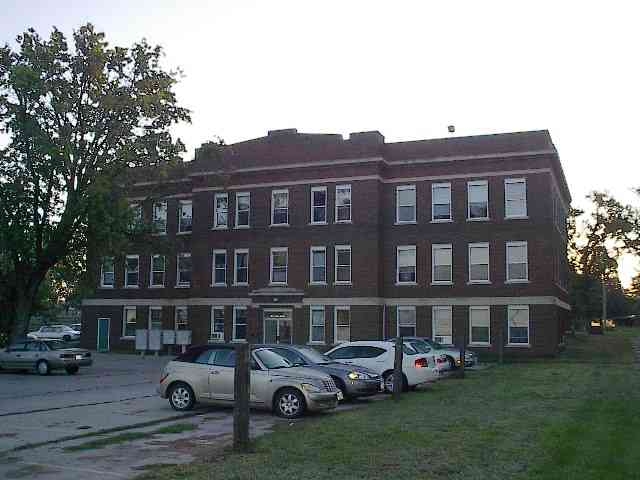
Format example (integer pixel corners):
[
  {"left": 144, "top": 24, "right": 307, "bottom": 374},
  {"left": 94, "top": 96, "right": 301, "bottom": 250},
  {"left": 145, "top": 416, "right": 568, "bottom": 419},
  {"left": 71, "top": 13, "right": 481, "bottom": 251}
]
[
  {"left": 504, "top": 178, "right": 528, "bottom": 219},
  {"left": 334, "top": 306, "right": 351, "bottom": 344},
  {"left": 467, "top": 180, "right": 489, "bottom": 221},
  {"left": 212, "top": 250, "right": 227, "bottom": 287},
  {"left": 150, "top": 254, "right": 166, "bottom": 288},
  {"left": 176, "top": 252, "right": 192, "bottom": 288},
  {"left": 100, "top": 257, "right": 115, "bottom": 288},
  {"left": 149, "top": 306, "right": 163, "bottom": 330},
  {"left": 122, "top": 306, "right": 137, "bottom": 338},
  {"left": 214, "top": 192, "right": 229, "bottom": 229},
  {"left": 309, "top": 246, "right": 327, "bottom": 285},
  {"left": 396, "top": 245, "right": 417, "bottom": 285},
  {"left": 507, "top": 305, "right": 530, "bottom": 346},
  {"left": 335, "top": 184, "right": 352, "bottom": 223},
  {"left": 431, "top": 183, "right": 452, "bottom": 222},
  {"left": 271, "top": 189, "right": 289, "bottom": 226},
  {"left": 396, "top": 185, "right": 416, "bottom": 224},
  {"left": 152, "top": 200, "right": 167, "bottom": 235},
  {"left": 124, "top": 255, "right": 139, "bottom": 288},
  {"left": 174, "top": 306, "right": 188, "bottom": 330},
  {"left": 232, "top": 306, "right": 248, "bottom": 342},
  {"left": 334, "top": 245, "right": 352, "bottom": 285},
  {"left": 309, "top": 306, "right": 325, "bottom": 344},
  {"left": 431, "top": 244, "right": 453, "bottom": 285},
  {"left": 469, "top": 306, "right": 491, "bottom": 346},
  {"left": 468, "top": 243, "right": 490, "bottom": 284},
  {"left": 506, "top": 241, "right": 529, "bottom": 283},
  {"left": 432, "top": 305, "right": 453, "bottom": 345},
  {"left": 178, "top": 200, "right": 193, "bottom": 234},
  {"left": 310, "top": 186, "right": 328, "bottom": 225},
  {"left": 397, "top": 306, "right": 417, "bottom": 337},
  {"left": 235, "top": 192, "right": 250, "bottom": 228},
  {"left": 234, "top": 249, "right": 249, "bottom": 286},
  {"left": 210, "top": 306, "right": 225, "bottom": 338},
  {"left": 270, "top": 247, "right": 288, "bottom": 285}
]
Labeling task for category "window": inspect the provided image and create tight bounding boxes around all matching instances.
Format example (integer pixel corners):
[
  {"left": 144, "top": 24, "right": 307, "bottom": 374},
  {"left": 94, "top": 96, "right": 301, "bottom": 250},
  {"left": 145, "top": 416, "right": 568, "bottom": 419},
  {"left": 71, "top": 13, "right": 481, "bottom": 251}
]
[
  {"left": 235, "top": 192, "right": 250, "bottom": 228},
  {"left": 309, "top": 306, "right": 325, "bottom": 344},
  {"left": 334, "top": 245, "right": 352, "bottom": 284},
  {"left": 335, "top": 184, "right": 352, "bottom": 222},
  {"left": 505, "top": 178, "right": 527, "bottom": 218},
  {"left": 334, "top": 307, "right": 350, "bottom": 343},
  {"left": 149, "top": 307, "right": 163, "bottom": 329},
  {"left": 468, "top": 180, "right": 489, "bottom": 220},
  {"left": 100, "top": 257, "right": 114, "bottom": 287},
  {"left": 396, "top": 185, "right": 416, "bottom": 223},
  {"left": 506, "top": 241, "right": 528, "bottom": 282},
  {"left": 270, "top": 248, "right": 288, "bottom": 285},
  {"left": 508, "top": 305, "right": 530, "bottom": 345},
  {"left": 310, "top": 246, "right": 327, "bottom": 284},
  {"left": 469, "top": 306, "right": 490, "bottom": 345},
  {"left": 129, "top": 204, "right": 143, "bottom": 230},
  {"left": 176, "top": 253, "right": 192, "bottom": 287},
  {"left": 211, "top": 307, "right": 225, "bottom": 338},
  {"left": 233, "top": 307, "right": 248, "bottom": 341},
  {"left": 432, "top": 183, "right": 452, "bottom": 221},
  {"left": 175, "top": 306, "right": 188, "bottom": 330},
  {"left": 234, "top": 249, "right": 249, "bottom": 285},
  {"left": 125, "top": 255, "right": 139, "bottom": 287},
  {"left": 397, "top": 246, "right": 417, "bottom": 284},
  {"left": 150, "top": 255, "right": 166, "bottom": 287},
  {"left": 311, "top": 187, "right": 327, "bottom": 224},
  {"left": 271, "top": 189, "right": 289, "bottom": 225},
  {"left": 468, "top": 243, "right": 490, "bottom": 283},
  {"left": 432, "top": 306, "right": 453, "bottom": 345},
  {"left": 152, "top": 201, "right": 167, "bottom": 234},
  {"left": 214, "top": 193, "right": 228, "bottom": 229},
  {"left": 397, "top": 306, "right": 417, "bottom": 337},
  {"left": 212, "top": 250, "right": 227, "bottom": 286},
  {"left": 178, "top": 200, "right": 193, "bottom": 233},
  {"left": 432, "top": 244, "right": 452, "bottom": 284},
  {"left": 123, "top": 307, "right": 137, "bottom": 337}
]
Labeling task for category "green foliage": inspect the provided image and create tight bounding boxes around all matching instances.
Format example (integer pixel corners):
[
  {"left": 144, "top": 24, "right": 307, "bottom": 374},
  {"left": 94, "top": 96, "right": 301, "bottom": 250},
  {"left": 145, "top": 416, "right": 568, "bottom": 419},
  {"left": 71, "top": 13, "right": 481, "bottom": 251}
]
[{"left": 0, "top": 24, "right": 190, "bottom": 337}]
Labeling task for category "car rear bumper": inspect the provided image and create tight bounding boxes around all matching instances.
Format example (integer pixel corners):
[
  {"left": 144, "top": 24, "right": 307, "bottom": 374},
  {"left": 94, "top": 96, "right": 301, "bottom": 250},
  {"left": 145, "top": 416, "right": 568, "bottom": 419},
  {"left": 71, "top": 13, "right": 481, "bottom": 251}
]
[
  {"left": 53, "top": 358, "right": 92, "bottom": 368},
  {"left": 305, "top": 392, "right": 339, "bottom": 411}
]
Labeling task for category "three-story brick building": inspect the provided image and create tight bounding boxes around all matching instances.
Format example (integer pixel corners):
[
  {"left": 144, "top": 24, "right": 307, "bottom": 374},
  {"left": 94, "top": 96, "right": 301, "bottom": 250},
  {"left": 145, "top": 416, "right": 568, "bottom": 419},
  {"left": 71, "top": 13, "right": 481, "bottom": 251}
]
[{"left": 81, "top": 128, "right": 571, "bottom": 356}]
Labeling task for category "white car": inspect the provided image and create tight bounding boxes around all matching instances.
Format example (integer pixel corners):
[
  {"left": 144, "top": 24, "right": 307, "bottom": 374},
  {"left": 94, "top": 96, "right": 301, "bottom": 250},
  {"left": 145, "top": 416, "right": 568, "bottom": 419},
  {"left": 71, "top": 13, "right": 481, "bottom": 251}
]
[
  {"left": 27, "top": 325, "right": 80, "bottom": 342},
  {"left": 325, "top": 341, "right": 439, "bottom": 393}
]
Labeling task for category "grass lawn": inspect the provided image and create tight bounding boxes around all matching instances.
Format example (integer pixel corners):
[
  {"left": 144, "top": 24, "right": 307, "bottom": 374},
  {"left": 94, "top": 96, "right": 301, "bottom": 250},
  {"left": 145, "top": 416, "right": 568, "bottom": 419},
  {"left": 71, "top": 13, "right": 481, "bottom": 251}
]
[{"left": 138, "top": 328, "right": 640, "bottom": 480}]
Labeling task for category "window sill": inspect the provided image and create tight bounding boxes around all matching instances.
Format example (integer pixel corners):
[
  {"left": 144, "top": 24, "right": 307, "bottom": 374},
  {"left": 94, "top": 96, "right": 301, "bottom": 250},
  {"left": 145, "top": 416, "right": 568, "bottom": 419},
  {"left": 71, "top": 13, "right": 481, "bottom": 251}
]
[
  {"left": 395, "top": 282, "right": 418, "bottom": 286},
  {"left": 394, "top": 221, "right": 417, "bottom": 225},
  {"left": 431, "top": 281, "right": 453, "bottom": 286},
  {"left": 176, "top": 231, "right": 192, "bottom": 235},
  {"left": 506, "top": 343, "right": 531, "bottom": 348},
  {"left": 212, "top": 226, "right": 228, "bottom": 231},
  {"left": 335, "top": 220, "right": 352, "bottom": 224},
  {"left": 98, "top": 286, "right": 115, "bottom": 289},
  {"left": 309, "top": 282, "right": 328, "bottom": 286},
  {"left": 149, "top": 285, "right": 165, "bottom": 289},
  {"left": 124, "top": 286, "right": 139, "bottom": 289},
  {"left": 505, "top": 215, "right": 529, "bottom": 220},
  {"left": 334, "top": 282, "right": 353, "bottom": 286},
  {"left": 467, "top": 217, "right": 490, "bottom": 222},
  {"left": 309, "top": 221, "right": 328, "bottom": 226},
  {"left": 234, "top": 225, "right": 250, "bottom": 230},
  {"left": 231, "top": 339, "right": 247, "bottom": 343},
  {"left": 175, "top": 285, "right": 191, "bottom": 289},
  {"left": 211, "top": 284, "right": 227, "bottom": 288},
  {"left": 467, "top": 280, "right": 491, "bottom": 285},
  {"left": 233, "top": 283, "right": 249, "bottom": 287},
  {"left": 430, "top": 219, "right": 453, "bottom": 224},
  {"left": 120, "top": 336, "right": 135, "bottom": 341},
  {"left": 469, "top": 342, "right": 491, "bottom": 347},
  {"left": 152, "top": 232, "right": 167, "bottom": 236},
  {"left": 269, "top": 223, "right": 290, "bottom": 228},
  {"left": 307, "top": 341, "right": 326, "bottom": 346},
  {"left": 269, "top": 282, "right": 288, "bottom": 287},
  {"left": 505, "top": 279, "right": 530, "bottom": 284}
]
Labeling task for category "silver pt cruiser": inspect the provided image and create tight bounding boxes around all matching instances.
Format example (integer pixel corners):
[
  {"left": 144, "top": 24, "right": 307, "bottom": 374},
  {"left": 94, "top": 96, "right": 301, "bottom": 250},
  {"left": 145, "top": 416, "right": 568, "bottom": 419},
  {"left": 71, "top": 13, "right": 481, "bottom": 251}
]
[{"left": 158, "top": 344, "right": 340, "bottom": 418}]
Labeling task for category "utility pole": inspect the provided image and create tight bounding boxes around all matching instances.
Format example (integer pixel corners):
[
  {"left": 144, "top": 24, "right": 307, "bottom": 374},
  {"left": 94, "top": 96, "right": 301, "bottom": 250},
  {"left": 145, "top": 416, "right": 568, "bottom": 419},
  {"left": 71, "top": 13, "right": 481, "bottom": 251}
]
[
  {"left": 393, "top": 336, "right": 403, "bottom": 401},
  {"left": 233, "top": 342, "right": 251, "bottom": 452}
]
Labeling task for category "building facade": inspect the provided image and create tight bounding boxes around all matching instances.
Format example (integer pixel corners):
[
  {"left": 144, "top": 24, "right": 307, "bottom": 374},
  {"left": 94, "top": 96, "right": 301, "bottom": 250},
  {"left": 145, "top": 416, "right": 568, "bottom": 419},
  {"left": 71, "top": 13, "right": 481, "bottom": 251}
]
[{"left": 81, "top": 128, "right": 571, "bottom": 357}]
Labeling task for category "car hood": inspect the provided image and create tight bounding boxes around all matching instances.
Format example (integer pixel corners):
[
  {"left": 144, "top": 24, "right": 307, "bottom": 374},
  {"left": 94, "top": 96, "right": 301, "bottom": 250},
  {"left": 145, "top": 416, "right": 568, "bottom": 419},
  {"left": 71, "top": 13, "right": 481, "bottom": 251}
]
[
  {"left": 268, "top": 366, "right": 330, "bottom": 383},
  {"left": 308, "top": 362, "right": 380, "bottom": 377}
]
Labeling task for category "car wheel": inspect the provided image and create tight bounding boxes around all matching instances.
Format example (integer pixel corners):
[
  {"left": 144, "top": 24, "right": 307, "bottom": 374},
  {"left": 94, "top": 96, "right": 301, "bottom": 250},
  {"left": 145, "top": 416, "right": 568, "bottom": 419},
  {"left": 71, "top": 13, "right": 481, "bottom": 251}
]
[
  {"left": 62, "top": 335, "right": 71, "bottom": 342},
  {"left": 65, "top": 365, "right": 79, "bottom": 375},
  {"left": 275, "top": 388, "right": 306, "bottom": 419},
  {"left": 383, "top": 372, "right": 408, "bottom": 394},
  {"left": 36, "top": 360, "right": 50, "bottom": 376},
  {"left": 168, "top": 382, "right": 195, "bottom": 411}
]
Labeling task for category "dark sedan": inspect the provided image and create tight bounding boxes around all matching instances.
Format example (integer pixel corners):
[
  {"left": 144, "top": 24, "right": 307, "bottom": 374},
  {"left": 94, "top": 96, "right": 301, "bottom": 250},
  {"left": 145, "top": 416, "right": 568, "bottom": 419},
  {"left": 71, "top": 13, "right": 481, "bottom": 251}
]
[{"left": 259, "top": 344, "right": 382, "bottom": 400}]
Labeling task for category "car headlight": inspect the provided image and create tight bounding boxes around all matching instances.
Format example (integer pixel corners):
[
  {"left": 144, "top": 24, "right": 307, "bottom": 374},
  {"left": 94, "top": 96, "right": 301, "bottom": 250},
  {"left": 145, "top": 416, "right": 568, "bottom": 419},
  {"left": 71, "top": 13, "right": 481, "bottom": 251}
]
[
  {"left": 347, "top": 371, "right": 369, "bottom": 380},
  {"left": 301, "top": 383, "right": 322, "bottom": 393}
]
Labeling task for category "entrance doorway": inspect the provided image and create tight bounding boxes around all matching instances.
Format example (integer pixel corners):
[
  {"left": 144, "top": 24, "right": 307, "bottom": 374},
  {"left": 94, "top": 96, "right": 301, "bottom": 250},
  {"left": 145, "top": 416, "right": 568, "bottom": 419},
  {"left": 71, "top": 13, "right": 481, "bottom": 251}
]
[
  {"left": 97, "top": 318, "right": 110, "bottom": 352},
  {"left": 263, "top": 309, "right": 293, "bottom": 344}
]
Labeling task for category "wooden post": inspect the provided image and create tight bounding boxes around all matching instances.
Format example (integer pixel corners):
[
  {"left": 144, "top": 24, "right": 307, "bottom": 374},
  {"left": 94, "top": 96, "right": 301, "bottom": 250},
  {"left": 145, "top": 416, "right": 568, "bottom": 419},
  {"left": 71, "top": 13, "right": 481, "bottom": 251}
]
[
  {"left": 459, "top": 334, "right": 466, "bottom": 379},
  {"left": 233, "top": 342, "right": 251, "bottom": 452},
  {"left": 393, "top": 336, "right": 403, "bottom": 400}
]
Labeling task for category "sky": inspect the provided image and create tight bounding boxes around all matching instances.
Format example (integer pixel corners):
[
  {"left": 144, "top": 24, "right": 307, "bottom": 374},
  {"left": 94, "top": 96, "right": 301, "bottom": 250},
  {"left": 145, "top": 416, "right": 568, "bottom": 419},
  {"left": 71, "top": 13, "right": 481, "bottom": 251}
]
[{"left": 2, "top": 0, "right": 639, "bottom": 284}]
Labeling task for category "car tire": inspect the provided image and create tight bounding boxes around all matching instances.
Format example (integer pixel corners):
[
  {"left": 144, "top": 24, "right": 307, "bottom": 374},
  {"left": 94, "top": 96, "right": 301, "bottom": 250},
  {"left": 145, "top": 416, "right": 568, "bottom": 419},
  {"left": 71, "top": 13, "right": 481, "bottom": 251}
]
[
  {"left": 382, "top": 372, "right": 408, "bottom": 394},
  {"left": 62, "top": 335, "right": 71, "bottom": 342},
  {"left": 274, "top": 388, "right": 306, "bottom": 419},
  {"left": 36, "top": 360, "right": 50, "bottom": 376},
  {"left": 168, "top": 382, "right": 195, "bottom": 411},
  {"left": 65, "top": 365, "right": 79, "bottom": 375}
]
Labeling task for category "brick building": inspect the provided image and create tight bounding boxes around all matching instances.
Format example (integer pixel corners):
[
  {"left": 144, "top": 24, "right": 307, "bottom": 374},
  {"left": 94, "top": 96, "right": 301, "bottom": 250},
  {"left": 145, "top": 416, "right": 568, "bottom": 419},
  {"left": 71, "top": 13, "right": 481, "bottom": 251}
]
[{"left": 81, "top": 128, "right": 571, "bottom": 356}]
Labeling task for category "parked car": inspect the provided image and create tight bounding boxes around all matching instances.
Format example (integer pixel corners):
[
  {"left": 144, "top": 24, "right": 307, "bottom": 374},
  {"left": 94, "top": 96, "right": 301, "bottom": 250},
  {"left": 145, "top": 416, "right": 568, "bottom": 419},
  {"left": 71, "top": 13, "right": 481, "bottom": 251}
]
[
  {"left": 70, "top": 323, "right": 82, "bottom": 333},
  {"left": 27, "top": 325, "right": 80, "bottom": 342},
  {"left": 158, "top": 344, "right": 340, "bottom": 418},
  {"left": 325, "top": 341, "right": 438, "bottom": 393},
  {"left": 0, "top": 339, "right": 92, "bottom": 375},
  {"left": 257, "top": 344, "right": 382, "bottom": 400},
  {"left": 390, "top": 337, "right": 477, "bottom": 369},
  {"left": 590, "top": 320, "right": 604, "bottom": 334},
  {"left": 389, "top": 337, "right": 450, "bottom": 373}
]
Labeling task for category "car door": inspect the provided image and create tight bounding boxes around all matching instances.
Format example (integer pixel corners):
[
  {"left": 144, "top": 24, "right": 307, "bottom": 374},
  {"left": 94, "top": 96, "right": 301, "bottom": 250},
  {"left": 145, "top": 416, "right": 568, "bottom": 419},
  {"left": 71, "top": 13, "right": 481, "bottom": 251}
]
[
  {"left": 4, "top": 342, "right": 27, "bottom": 368},
  {"left": 348, "top": 346, "right": 388, "bottom": 373},
  {"left": 209, "top": 348, "right": 236, "bottom": 402},
  {"left": 189, "top": 349, "right": 217, "bottom": 400},
  {"left": 22, "top": 342, "right": 42, "bottom": 368}
]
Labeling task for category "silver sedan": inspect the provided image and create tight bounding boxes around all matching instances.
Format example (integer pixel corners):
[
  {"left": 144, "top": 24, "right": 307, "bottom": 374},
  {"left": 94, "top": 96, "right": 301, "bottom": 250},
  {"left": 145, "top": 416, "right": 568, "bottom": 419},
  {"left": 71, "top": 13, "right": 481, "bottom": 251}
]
[{"left": 0, "top": 339, "right": 92, "bottom": 375}]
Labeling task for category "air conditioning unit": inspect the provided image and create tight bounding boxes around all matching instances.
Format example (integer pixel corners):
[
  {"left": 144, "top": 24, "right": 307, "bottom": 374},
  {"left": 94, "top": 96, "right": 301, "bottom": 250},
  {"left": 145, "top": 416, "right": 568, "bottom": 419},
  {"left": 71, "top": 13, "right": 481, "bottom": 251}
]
[{"left": 209, "top": 332, "right": 224, "bottom": 343}]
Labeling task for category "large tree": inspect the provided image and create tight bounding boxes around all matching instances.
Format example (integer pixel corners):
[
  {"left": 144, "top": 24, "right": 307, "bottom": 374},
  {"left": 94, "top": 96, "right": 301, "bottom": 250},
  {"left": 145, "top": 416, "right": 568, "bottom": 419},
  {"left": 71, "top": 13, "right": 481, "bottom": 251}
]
[{"left": 0, "top": 24, "right": 190, "bottom": 339}]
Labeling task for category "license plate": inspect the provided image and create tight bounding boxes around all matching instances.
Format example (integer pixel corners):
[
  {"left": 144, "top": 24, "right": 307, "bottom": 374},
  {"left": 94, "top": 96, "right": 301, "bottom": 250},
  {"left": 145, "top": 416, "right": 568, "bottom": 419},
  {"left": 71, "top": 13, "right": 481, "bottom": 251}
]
[
  {"left": 75, "top": 355, "right": 83, "bottom": 360},
  {"left": 336, "top": 391, "right": 344, "bottom": 401}
]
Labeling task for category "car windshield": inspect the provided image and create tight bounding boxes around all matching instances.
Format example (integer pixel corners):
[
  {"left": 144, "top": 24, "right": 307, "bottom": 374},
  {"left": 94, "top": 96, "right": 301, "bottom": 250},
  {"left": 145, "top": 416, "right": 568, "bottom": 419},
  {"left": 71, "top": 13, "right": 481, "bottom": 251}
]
[
  {"left": 43, "top": 340, "right": 71, "bottom": 350},
  {"left": 254, "top": 349, "right": 294, "bottom": 369},
  {"left": 297, "top": 347, "right": 332, "bottom": 364}
]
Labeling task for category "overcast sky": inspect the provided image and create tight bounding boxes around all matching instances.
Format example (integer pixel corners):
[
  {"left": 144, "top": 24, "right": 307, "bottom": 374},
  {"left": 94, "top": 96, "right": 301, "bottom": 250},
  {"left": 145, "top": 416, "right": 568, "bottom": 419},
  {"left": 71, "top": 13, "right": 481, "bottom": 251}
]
[{"left": 2, "top": 0, "right": 639, "bottom": 284}]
